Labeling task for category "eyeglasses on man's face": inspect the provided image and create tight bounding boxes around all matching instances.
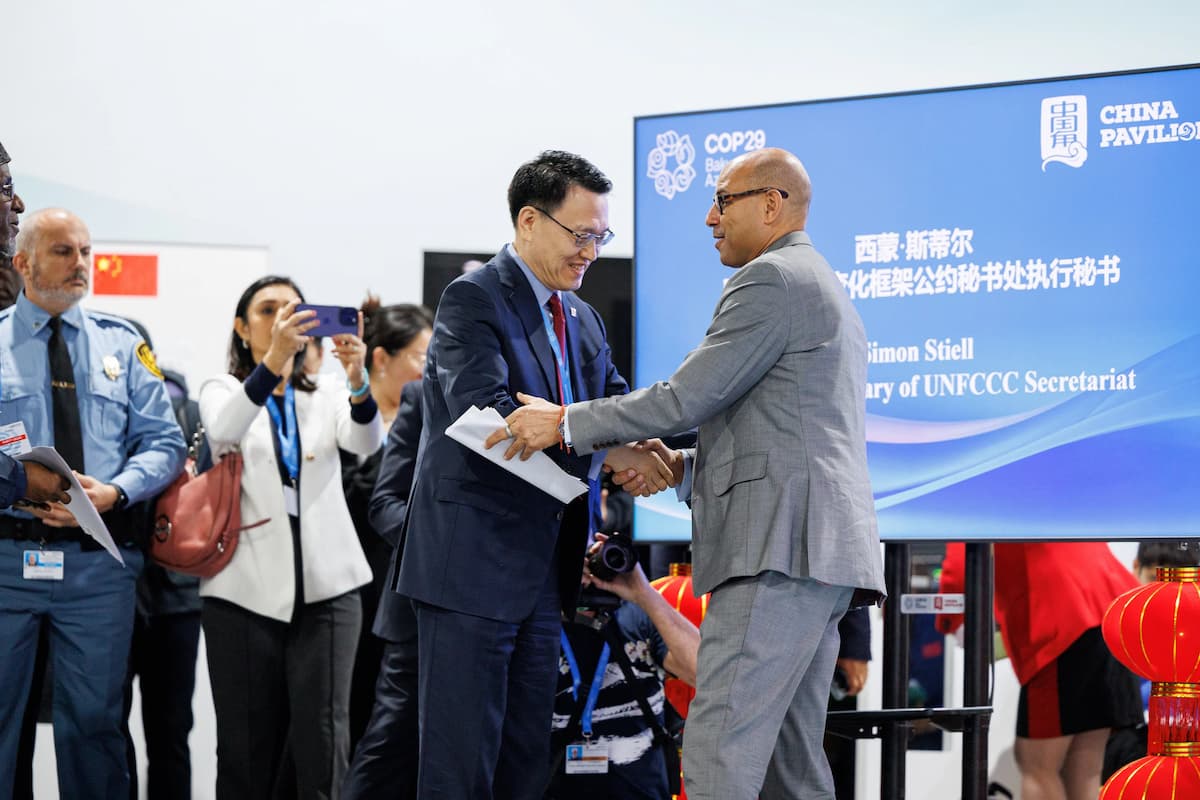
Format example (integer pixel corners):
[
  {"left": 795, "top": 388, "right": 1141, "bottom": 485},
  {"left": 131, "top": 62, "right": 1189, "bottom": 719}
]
[
  {"left": 712, "top": 186, "right": 789, "bottom": 215},
  {"left": 533, "top": 207, "right": 615, "bottom": 250}
]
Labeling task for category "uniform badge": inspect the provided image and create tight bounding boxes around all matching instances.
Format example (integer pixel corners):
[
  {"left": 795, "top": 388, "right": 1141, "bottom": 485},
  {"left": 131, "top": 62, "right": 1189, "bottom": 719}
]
[
  {"left": 135, "top": 341, "right": 164, "bottom": 380},
  {"left": 102, "top": 355, "right": 122, "bottom": 380}
]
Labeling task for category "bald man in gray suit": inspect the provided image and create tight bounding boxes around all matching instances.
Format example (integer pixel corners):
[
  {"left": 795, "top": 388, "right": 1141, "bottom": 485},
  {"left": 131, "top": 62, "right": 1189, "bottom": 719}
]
[{"left": 492, "top": 147, "right": 886, "bottom": 799}]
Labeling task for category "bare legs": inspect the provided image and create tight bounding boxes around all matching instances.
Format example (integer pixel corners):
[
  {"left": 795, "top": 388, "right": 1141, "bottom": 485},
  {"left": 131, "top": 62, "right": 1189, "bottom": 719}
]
[{"left": 1014, "top": 728, "right": 1109, "bottom": 800}]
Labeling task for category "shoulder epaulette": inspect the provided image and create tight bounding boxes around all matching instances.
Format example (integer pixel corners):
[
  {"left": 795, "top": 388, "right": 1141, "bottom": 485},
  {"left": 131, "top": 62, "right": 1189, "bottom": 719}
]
[{"left": 83, "top": 309, "right": 142, "bottom": 338}]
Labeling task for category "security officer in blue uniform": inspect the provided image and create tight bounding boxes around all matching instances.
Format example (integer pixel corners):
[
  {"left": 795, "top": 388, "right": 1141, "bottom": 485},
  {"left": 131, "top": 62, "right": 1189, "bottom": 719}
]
[{"left": 0, "top": 207, "right": 186, "bottom": 798}]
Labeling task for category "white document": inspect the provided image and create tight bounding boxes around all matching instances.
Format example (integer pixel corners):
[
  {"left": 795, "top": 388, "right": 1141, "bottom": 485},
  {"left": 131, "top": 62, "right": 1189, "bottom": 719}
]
[
  {"left": 15, "top": 447, "right": 124, "bottom": 566},
  {"left": 446, "top": 406, "right": 588, "bottom": 504}
]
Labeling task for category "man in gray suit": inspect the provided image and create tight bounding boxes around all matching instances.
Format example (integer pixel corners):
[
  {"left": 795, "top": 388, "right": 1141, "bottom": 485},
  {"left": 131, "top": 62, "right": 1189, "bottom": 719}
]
[{"left": 490, "top": 147, "right": 886, "bottom": 799}]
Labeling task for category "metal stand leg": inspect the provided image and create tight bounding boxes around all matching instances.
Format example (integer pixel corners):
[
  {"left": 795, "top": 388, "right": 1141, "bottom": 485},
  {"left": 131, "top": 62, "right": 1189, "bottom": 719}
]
[
  {"left": 881, "top": 542, "right": 912, "bottom": 799},
  {"left": 962, "top": 542, "right": 994, "bottom": 800}
]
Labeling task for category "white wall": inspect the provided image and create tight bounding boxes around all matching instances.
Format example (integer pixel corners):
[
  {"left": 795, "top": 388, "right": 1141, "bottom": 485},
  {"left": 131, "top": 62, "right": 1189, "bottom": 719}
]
[
  {"left": 7, "top": 1, "right": 1199, "bottom": 307},
  {"left": 8, "top": 2, "right": 1195, "bottom": 797}
]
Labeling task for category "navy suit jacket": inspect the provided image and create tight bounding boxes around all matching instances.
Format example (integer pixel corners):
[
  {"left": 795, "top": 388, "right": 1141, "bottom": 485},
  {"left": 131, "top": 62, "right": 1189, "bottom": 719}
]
[
  {"left": 395, "top": 247, "right": 628, "bottom": 623},
  {"left": 370, "top": 380, "right": 423, "bottom": 641}
]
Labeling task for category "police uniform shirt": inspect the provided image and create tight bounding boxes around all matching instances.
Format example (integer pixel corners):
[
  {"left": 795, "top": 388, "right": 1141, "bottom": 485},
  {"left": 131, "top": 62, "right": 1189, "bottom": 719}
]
[{"left": 0, "top": 292, "right": 186, "bottom": 515}]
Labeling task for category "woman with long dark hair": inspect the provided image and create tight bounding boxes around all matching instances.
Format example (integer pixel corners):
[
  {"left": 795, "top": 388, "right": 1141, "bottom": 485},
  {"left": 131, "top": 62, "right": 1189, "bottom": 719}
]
[{"left": 198, "top": 276, "right": 384, "bottom": 798}]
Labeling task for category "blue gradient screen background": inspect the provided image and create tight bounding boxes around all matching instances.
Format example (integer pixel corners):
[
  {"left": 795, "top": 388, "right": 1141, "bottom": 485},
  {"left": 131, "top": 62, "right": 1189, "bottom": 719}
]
[{"left": 631, "top": 65, "right": 1200, "bottom": 542}]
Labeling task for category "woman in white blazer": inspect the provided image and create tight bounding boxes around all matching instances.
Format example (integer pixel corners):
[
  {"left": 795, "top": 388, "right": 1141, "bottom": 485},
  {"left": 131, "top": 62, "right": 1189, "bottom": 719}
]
[{"left": 198, "top": 275, "right": 384, "bottom": 799}]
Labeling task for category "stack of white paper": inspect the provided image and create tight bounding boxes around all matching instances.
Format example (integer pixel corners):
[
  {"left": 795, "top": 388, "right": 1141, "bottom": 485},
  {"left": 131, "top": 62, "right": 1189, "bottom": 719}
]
[{"left": 446, "top": 406, "right": 588, "bottom": 504}]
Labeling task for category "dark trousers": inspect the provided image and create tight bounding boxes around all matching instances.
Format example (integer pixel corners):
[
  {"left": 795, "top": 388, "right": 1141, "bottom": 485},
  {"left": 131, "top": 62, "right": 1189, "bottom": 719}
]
[
  {"left": 341, "top": 595, "right": 419, "bottom": 800},
  {"left": 123, "top": 610, "right": 202, "bottom": 799},
  {"left": 0, "top": 541, "right": 142, "bottom": 799},
  {"left": 413, "top": 565, "right": 561, "bottom": 800},
  {"left": 347, "top": 534, "right": 392, "bottom": 752},
  {"left": 203, "top": 591, "right": 361, "bottom": 800},
  {"left": 13, "top": 623, "right": 49, "bottom": 800}
]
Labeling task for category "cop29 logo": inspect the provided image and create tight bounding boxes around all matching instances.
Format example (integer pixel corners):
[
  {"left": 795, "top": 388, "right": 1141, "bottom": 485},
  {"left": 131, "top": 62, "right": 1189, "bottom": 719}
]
[{"left": 647, "top": 131, "right": 697, "bottom": 199}]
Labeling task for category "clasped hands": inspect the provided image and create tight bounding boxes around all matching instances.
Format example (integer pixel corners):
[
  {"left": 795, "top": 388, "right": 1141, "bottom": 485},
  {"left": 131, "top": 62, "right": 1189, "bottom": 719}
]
[
  {"left": 19, "top": 470, "right": 117, "bottom": 528},
  {"left": 483, "top": 392, "right": 683, "bottom": 498}
]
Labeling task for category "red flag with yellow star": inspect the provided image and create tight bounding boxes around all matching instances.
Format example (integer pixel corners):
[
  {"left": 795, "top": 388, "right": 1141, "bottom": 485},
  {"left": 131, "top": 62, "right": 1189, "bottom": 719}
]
[{"left": 92, "top": 254, "right": 158, "bottom": 296}]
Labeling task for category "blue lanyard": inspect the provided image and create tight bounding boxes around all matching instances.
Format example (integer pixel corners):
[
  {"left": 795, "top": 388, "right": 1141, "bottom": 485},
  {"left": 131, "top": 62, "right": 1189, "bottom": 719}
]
[
  {"left": 560, "top": 629, "right": 610, "bottom": 738},
  {"left": 265, "top": 383, "right": 299, "bottom": 483}
]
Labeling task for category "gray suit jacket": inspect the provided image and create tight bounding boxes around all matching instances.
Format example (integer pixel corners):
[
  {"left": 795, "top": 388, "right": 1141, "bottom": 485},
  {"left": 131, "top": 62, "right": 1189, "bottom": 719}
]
[{"left": 568, "top": 231, "right": 886, "bottom": 599}]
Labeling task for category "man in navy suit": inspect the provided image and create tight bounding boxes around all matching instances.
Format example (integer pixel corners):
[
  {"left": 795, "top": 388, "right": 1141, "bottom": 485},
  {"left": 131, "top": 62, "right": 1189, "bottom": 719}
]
[{"left": 394, "top": 151, "right": 672, "bottom": 799}]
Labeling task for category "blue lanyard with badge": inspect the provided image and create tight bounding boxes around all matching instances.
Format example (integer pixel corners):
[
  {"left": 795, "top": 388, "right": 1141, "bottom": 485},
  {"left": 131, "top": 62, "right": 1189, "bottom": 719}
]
[
  {"left": 561, "top": 629, "right": 611, "bottom": 774},
  {"left": 266, "top": 383, "right": 300, "bottom": 517}
]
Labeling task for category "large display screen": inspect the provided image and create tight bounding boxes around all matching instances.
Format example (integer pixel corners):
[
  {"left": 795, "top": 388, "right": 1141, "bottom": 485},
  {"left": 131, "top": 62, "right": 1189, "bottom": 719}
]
[{"left": 632, "top": 64, "right": 1200, "bottom": 542}]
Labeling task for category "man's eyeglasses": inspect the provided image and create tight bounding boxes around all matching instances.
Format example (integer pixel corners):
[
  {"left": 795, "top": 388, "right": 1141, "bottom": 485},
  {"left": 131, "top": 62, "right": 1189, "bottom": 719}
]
[
  {"left": 712, "top": 186, "right": 789, "bottom": 214},
  {"left": 0, "top": 183, "right": 13, "bottom": 201},
  {"left": 533, "top": 207, "right": 615, "bottom": 250}
]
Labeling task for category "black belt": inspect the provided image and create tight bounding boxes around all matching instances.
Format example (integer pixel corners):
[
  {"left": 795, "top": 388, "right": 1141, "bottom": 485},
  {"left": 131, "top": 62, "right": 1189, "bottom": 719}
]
[{"left": 0, "top": 509, "right": 141, "bottom": 551}]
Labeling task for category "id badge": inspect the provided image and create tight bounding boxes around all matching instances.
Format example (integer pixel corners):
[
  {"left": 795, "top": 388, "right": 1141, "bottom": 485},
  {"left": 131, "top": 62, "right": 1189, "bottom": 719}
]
[
  {"left": 23, "top": 550, "right": 64, "bottom": 581},
  {"left": 0, "top": 421, "right": 32, "bottom": 457},
  {"left": 283, "top": 485, "right": 299, "bottom": 517},
  {"left": 564, "top": 741, "right": 609, "bottom": 774}
]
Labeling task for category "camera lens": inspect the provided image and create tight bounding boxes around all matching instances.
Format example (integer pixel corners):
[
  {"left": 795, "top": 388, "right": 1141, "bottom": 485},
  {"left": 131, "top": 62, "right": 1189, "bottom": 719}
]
[
  {"left": 340, "top": 308, "right": 357, "bottom": 325},
  {"left": 602, "top": 548, "right": 629, "bottom": 572},
  {"left": 587, "top": 535, "right": 638, "bottom": 581}
]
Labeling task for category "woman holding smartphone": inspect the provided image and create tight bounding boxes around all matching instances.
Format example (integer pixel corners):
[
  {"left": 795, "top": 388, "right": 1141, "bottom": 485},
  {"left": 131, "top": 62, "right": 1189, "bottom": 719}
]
[{"left": 198, "top": 275, "right": 384, "bottom": 799}]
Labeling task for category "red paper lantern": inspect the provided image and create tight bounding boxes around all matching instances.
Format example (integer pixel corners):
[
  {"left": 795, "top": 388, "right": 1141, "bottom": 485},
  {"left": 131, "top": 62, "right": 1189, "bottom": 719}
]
[
  {"left": 651, "top": 564, "right": 709, "bottom": 720},
  {"left": 1100, "top": 751, "right": 1200, "bottom": 799},
  {"left": 1102, "top": 568, "right": 1200, "bottom": 683},
  {"left": 650, "top": 564, "right": 708, "bottom": 800},
  {"left": 1147, "top": 683, "right": 1200, "bottom": 755},
  {"left": 1101, "top": 566, "right": 1200, "bottom": 797}
]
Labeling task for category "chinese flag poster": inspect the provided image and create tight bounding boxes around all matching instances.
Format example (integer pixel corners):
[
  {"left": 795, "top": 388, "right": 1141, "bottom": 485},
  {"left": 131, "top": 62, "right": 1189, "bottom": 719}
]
[{"left": 93, "top": 253, "right": 158, "bottom": 296}]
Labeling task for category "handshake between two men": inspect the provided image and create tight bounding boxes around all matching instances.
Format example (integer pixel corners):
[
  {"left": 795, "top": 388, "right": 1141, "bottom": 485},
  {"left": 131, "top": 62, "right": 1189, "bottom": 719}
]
[{"left": 483, "top": 391, "right": 683, "bottom": 498}]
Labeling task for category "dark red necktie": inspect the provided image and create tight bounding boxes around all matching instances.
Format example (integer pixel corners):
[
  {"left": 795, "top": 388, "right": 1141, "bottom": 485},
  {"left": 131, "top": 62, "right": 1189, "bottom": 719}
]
[{"left": 547, "top": 294, "right": 567, "bottom": 403}]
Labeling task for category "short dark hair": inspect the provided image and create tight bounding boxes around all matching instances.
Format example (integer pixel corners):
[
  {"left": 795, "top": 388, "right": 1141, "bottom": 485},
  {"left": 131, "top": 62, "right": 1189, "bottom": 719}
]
[
  {"left": 227, "top": 275, "right": 316, "bottom": 392},
  {"left": 361, "top": 300, "right": 433, "bottom": 371},
  {"left": 507, "top": 150, "right": 611, "bottom": 225},
  {"left": 1136, "top": 540, "right": 1200, "bottom": 569}
]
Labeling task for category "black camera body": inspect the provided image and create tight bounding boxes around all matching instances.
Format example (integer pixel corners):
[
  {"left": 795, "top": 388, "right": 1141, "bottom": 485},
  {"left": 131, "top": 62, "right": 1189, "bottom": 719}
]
[
  {"left": 576, "top": 586, "right": 622, "bottom": 612},
  {"left": 587, "top": 533, "right": 638, "bottom": 581}
]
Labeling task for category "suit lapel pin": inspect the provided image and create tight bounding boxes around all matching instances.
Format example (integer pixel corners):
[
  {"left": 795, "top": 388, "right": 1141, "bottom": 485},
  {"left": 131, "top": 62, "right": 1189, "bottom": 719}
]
[
  {"left": 570, "top": 307, "right": 577, "bottom": 317},
  {"left": 304, "top": 453, "right": 315, "bottom": 461}
]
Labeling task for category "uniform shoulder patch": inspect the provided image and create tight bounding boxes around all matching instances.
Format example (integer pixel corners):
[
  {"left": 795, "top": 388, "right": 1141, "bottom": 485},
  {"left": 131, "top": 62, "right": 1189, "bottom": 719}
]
[{"left": 135, "top": 341, "right": 164, "bottom": 379}]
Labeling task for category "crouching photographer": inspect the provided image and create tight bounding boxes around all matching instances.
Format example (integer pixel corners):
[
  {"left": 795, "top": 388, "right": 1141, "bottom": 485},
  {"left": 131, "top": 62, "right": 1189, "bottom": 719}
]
[{"left": 546, "top": 533, "right": 700, "bottom": 800}]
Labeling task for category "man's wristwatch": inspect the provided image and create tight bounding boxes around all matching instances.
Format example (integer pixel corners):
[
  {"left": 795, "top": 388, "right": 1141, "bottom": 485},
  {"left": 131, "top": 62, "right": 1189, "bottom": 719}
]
[{"left": 110, "top": 483, "right": 129, "bottom": 511}]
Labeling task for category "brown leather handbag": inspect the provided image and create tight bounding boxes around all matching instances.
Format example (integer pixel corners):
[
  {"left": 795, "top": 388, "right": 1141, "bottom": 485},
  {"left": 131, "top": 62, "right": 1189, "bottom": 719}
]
[{"left": 151, "top": 445, "right": 268, "bottom": 578}]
